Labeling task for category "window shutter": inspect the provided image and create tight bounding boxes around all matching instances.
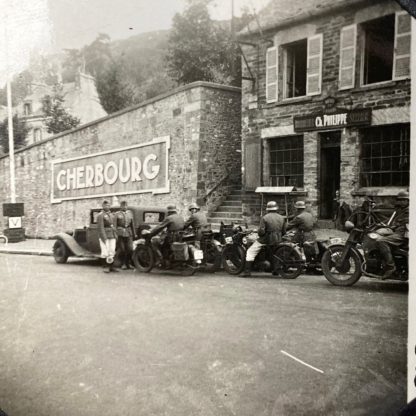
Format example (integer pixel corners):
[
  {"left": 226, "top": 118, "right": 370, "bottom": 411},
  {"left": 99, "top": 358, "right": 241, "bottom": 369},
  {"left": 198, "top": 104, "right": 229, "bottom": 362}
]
[
  {"left": 339, "top": 25, "right": 356, "bottom": 90},
  {"left": 266, "top": 46, "right": 278, "bottom": 103},
  {"left": 393, "top": 11, "right": 411, "bottom": 80},
  {"left": 306, "top": 34, "right": 323, "bottom": 96}
]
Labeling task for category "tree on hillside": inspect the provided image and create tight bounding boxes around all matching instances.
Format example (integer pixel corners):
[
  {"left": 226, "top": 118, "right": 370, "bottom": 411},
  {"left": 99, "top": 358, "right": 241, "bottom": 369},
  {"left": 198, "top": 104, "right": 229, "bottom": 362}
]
[
  {"left": 167, "top": 0, "right": 219, "bottom": 84},
  {"left": 42, "top": 86, "right": 81, "bottom": 134},
  {"left": 0, "top": 115, "right": 29, "bottom": 154},
  {"left": 95, "top": 61, "right": 136, "bottom": 114},
  {"left": 166, "top": 0, "right": 251, "bottom": 86}
]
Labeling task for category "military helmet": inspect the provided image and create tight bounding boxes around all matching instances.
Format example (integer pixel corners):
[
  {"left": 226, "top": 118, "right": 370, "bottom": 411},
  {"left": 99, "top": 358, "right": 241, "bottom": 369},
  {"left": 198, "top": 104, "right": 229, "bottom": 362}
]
[
  {"left": 294, "top": 201, "right": 306, "bottom": 209},
  {"left": 396, "top": 190, "right": 409, "bottom": 200},
  {"left": 266, "top": 201, "right": 278, "bottom": 211},
  {"left": 189, "top": 203, "right": 200, "bottom": 211},
  {"left": 166, "top": 204, "right": 177, "bottom": 212}
]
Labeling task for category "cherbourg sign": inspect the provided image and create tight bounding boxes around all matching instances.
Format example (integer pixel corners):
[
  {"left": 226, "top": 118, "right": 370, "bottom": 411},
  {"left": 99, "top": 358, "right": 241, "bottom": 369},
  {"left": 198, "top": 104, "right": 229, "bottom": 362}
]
[
  {"left": 51, "top": 137, "right": 170, "bottom": 203},
  {"left": 293, "top": 108, "right": 372, "bottom": 132}
]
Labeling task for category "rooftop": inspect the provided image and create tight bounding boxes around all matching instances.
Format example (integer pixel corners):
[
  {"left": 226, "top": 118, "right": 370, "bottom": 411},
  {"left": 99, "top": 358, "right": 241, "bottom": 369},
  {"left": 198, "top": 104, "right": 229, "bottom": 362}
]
[{"left": 238, "top": 0, "right": 376, "bottom": 37}]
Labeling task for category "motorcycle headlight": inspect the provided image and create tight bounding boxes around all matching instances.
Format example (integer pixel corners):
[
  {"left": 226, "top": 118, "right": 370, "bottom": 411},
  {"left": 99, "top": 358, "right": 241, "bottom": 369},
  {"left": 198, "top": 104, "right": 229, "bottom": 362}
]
[
  {"left": 344, "top": 221, "right": 355, "bottom": 232},
  {"left": 367, "top": 232, "right": 379, "bottom": 240},
  {"left": 242, "top": 237, "right": 248, "bottom": 245}
]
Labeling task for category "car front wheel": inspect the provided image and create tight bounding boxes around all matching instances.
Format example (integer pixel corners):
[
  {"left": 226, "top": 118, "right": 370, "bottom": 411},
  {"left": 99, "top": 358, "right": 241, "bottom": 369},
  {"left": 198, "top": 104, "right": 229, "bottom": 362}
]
[{"left": 53, "top": 240, "right": 69, "bottom": 264}]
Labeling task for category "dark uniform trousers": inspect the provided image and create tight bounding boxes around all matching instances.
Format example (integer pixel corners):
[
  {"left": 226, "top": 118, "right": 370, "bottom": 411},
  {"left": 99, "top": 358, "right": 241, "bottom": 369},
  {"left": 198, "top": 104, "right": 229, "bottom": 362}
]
[{"left": 115, "top": 210, "right": 135, "bottom": 267}]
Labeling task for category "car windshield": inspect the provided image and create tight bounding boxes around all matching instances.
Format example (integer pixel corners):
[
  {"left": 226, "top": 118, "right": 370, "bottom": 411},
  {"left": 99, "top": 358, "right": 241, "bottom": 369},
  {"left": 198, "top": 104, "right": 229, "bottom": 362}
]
[{"left": 144, "top": 212, "right": 165, "bottom": 224}]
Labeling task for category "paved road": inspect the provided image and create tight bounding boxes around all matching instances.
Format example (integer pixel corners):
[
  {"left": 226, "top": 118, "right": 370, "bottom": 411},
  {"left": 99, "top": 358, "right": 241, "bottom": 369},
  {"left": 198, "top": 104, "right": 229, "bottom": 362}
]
[{"left": 0, "top": 254, "right": 408, "bottom": 416}]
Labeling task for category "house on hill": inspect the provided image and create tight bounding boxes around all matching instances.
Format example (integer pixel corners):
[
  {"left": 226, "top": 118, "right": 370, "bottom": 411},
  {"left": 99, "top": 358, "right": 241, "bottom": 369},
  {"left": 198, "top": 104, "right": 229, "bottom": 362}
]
[
  {"left": 238, "top": 0, "right": 411, "bottom": 220},
  {"left": 0, "top": 72, "right": 106, "bottom": 147}
]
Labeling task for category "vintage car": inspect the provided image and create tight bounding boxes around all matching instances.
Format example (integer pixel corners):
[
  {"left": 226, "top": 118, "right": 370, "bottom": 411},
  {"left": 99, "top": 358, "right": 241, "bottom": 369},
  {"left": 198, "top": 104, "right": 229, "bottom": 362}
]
[{"left": 53, "top": 206, "right": 167, "bottom": 263}]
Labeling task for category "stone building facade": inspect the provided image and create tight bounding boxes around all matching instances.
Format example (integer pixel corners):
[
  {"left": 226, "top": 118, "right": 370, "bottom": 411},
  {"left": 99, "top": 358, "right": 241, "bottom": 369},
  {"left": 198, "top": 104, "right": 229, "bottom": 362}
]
[
  {"left": 0, "top": 82, "right": 241, "bottom": 238},
  {"left": 238, "top": 0, "right": 411, "bottom": 220}
]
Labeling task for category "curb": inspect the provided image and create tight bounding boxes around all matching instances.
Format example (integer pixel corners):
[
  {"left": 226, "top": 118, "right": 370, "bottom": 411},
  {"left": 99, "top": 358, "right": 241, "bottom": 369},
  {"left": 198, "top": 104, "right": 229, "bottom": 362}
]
[{"left": 0, "top": 250, "right": 52, "bottom": 256}]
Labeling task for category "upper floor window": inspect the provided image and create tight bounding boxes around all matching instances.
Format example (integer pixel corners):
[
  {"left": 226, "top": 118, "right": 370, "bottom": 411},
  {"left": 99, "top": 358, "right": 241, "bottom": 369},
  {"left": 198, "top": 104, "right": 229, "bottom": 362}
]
[
  {"left": 266, "top": 34, "right": 322, "bottom": 103},
  {"left": 23, "top": 102, "right": 32, "bottom": 115},
  {"left": 362, "top": 14, "right": 395, "bottom": 85},
  {"left": 33, "top": 128, "right": 42, "bottom": 142},
  {"left": 339, "top": 11, "right": 411, "bottom": 90},
  {"left": 284, "top": 39, "right": 307, "bottom": 98}
]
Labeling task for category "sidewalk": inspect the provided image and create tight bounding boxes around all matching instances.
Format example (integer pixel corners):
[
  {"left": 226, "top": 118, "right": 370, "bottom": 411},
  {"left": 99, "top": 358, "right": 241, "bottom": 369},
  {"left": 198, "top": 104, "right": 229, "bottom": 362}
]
[
  {"left": 0, "top": 238, "right": 54, "bottom": 256},
  {"left": 0, "top": 228, "right": 348, "bottom": 257}
]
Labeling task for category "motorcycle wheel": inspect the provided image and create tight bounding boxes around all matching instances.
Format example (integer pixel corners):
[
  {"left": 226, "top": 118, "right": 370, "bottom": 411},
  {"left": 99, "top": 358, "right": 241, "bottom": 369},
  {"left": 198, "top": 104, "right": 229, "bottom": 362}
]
[
  {"left": 321, "top": 246, "right": 362, "bottom": 286},
  {"left": 132, "top": 245, "right": 154, "bottom": 272},
  {"left": 53, "top": 240, "right": 69, "bottom": 264},
  {"left": 274, "top": 245, "right": 303, "bottom": 279},
  {"left": 203, "top": 240, "right": 221, "bottom": 273},
  {"left": 222, "top": 245, "right": 245, "bottom": 275}
]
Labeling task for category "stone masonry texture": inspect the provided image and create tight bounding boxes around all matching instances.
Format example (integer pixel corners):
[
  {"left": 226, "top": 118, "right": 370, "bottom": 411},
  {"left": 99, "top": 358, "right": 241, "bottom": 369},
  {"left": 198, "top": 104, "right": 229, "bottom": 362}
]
[{"left": 0, "top": 82, "right": 241, "bottom": 238}]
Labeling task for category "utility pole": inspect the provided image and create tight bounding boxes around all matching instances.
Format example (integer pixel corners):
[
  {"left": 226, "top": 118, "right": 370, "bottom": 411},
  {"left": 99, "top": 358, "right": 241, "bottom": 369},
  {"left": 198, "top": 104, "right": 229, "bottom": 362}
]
[{"left": 4, "top": 6, "right": 16, "bottom": 203}]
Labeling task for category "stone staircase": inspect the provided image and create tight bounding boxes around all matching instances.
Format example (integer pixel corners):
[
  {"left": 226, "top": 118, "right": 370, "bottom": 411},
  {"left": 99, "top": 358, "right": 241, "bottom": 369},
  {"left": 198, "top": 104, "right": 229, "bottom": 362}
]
[{"left": 207, "top": 188, "right": 261, "bottom": 230}]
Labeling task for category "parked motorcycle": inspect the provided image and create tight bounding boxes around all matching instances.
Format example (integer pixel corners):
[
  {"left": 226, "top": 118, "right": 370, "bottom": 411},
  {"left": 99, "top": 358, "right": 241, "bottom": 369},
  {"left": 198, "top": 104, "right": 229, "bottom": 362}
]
[
  {"left": 321, "top": 220, "right": 408, "bottom": 286},
  {"left": 283, "top": 230, "right": 344, "bottom": 274},
  {"left": 221, "top": 226, "right": 304, "bottom": 279},
  {"left": 132, "top": 230, "right": 204, "bottom": 275}
]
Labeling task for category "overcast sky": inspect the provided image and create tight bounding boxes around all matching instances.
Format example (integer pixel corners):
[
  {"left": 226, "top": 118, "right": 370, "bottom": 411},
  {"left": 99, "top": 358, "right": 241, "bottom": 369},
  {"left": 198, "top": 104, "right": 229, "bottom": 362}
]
[
  {"left": 0, "top": 0, "right": 269, "bottom": 86},
  {"left": 49, "top": 0, "right": 270, "bottom": 50}
]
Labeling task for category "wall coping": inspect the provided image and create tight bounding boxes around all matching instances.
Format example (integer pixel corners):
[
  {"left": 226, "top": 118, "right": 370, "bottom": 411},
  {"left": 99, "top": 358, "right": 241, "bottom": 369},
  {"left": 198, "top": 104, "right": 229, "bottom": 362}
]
[{"left": 0, "top": 81, "right": 241, "bottom": 161}]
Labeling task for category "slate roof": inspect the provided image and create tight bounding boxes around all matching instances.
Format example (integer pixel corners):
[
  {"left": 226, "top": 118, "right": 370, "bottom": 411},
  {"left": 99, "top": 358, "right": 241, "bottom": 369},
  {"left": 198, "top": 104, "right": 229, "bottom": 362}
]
[{"left": 238, "top": 0, "right": 377, "bottom": 37}]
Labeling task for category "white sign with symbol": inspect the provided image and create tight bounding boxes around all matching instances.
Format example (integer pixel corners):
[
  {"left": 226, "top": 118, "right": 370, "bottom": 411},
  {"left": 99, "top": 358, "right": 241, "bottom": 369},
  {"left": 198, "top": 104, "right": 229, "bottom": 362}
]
[{"left": 8, "top": 217, "right": 22, "bottom": 229}]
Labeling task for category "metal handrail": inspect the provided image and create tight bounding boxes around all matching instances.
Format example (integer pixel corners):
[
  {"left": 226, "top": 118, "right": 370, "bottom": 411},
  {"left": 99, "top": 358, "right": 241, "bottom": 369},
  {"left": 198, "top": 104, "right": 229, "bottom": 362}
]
[{"left": 203, "top": 172, "right": 230, "bottom": 201}]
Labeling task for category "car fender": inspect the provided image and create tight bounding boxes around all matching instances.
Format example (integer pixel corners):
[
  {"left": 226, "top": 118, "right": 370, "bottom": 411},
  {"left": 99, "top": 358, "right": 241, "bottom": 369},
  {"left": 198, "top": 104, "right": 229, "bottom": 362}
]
[{"left": 53, "top": 233, "right": 92, "bottom": 257}]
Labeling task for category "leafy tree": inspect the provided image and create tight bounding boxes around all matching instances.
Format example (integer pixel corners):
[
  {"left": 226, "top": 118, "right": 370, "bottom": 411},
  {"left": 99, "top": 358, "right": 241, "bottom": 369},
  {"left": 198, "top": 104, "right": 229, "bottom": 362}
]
[
  {"left": 0, "top": 115, "right": 29, "bottom": 154},
  {"left": 42, "top": 86, "right": 81, "bottom": 134},
  {"left": 167, "top": 0, "right": 219, "bottom": 84},
  {"left": 166, "top": 0, "right": 251, "bottom": 86},
  {"left": 95, "top": 61, "right": 136, "bottom": 114}
]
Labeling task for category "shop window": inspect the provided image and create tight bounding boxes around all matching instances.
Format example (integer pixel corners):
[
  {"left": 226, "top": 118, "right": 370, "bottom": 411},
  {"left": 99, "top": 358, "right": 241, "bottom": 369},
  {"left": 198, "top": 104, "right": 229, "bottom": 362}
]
[
  {"left": 284, "top": 39, "right": 307, "bottom": 98},
  {"left": 362, "top": 14, "right": 395, "bottom": 85},
  {"left": 269, "top": 136, "right": 304, "bottom": 188},
  {"left": 360, "top": 124, "right": 410, "bottom": 187}
]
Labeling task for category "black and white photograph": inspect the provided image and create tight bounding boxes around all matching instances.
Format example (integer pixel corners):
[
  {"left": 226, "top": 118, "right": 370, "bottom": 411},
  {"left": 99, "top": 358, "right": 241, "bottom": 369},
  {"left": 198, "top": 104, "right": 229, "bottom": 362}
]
[{"left": 0, "top": 0, "right": 415, "bottom": 415}]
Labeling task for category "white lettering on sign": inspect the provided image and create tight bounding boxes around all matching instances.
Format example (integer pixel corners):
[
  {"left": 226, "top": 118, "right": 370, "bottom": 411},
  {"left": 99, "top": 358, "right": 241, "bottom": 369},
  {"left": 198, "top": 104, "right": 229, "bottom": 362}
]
[
  {"left": 55, "top": 155, "right": 161, "bottom": 191},
  {"left": 51, "top": 137, "right": 170, "bottom": 203},
  {"left": 315, "top": 113, "right": 348, "bottom": 128}
]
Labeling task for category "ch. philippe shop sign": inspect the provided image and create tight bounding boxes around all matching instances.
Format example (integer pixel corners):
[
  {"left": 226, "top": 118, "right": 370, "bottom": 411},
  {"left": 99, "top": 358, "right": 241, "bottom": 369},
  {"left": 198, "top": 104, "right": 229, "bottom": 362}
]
[
  {"left": 293, "top": 108, "right": 372, "bottom": 132},
  {"left": 51, "top": 137, "right": 170, "bottom": 203}
]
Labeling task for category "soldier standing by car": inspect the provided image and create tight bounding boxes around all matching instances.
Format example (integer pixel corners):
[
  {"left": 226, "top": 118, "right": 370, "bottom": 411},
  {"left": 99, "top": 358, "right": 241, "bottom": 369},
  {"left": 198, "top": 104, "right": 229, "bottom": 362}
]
[
  {"left": 184, "top": 203, "right": 210, "bottom": 249},
  {"left": 241, "top": 201, "right": 286, "bottom": 277},
  {"left": 97, "top": 200, "right": 118, "bottom": 273},
  {"left": 115, "top": 201, "right": 135, "bottom": 270}
]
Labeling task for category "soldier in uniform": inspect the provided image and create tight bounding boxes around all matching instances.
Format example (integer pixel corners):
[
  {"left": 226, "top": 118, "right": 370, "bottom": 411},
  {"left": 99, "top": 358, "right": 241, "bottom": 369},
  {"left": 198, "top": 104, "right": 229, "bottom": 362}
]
[
  {"left": 375, "top": 191, "right": 409, "bottom": 279},
  {"left": 97, "top": 200, "right": 118, "bottom": 273},
  {"left": 148, "top": 204, "right": 185, "bottom": 266},
  {"left": 184, "top": 203, "right": 210, "bottom": 249},
  {"left": 286, "top": 201, "right": 317, "bottom": 245},
  {"left": 115, "top": 201, "right": 135, "bottom": 270},
  {"left": 241, "top": 201, "right": 286, "bottom": 277}
]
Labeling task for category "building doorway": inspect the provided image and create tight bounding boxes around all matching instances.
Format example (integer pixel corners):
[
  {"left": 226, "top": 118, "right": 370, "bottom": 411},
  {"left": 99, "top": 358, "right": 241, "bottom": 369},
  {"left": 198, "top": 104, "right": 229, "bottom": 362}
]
[{"left": 320, "top": 131, "right": 341, "bottom": 219}]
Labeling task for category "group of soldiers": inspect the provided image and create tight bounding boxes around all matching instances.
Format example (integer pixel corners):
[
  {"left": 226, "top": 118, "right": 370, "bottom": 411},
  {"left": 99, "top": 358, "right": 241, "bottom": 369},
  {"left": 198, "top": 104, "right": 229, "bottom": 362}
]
[
  {"left": 96, "top": 192, "right": 409, "bottom": 278},
  {"left": 96, "top": 200, "right": 209, "bottom": 273}
]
